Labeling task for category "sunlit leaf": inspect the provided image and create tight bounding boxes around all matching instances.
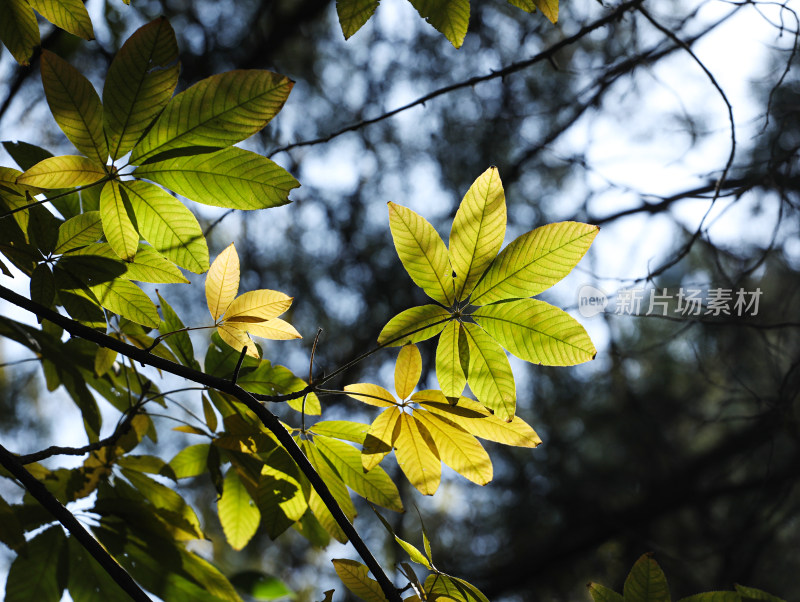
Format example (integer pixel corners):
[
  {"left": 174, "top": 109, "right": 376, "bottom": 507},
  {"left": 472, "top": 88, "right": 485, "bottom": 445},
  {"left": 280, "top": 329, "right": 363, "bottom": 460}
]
[
  {"left": 229, "top": 572, "right": 294, "bottom": 601},
  {"left": 99, "top": 180, "right": 138, "bottom": 262},
  {"left": 363, "top": 406, "right": 401, "bottom": 472},
  {"left": 158, "top": 292, "right": 200, "bottom": 369},
  {"left": 449, "top": 166, "right": 505, "bottom": 300},
  {"left": 134, "top": 146, "right": 299, "bottom": 209},
  {"left": 395, "top": 344, "right": 422, "bottom": 400},
  {"left": 587, "top": 583, "right": 624, "bottom": 602},
  {"left": 389, "top": 202, "right": 454, "bottom": 306},
  {"left": 207, "top": 242, "right": 240, "bottom": 321},
  {"left": 310, "top": 420, "right": 369, "bottom": 444},
  {"left": 336, "top": 0, "right": 380, "bottom": 39},
  {"left": 229, "top": 318, "right": 302, "bottom": 342},
  {"left": 408, "top": 0, "right": 470, "bottom": 48},
  {"left": 28, "top": 0, "right": 94, "bottom": 40},
  {"left": 332, "top": 559, "right": 387, "bottom": 602},
  {"left": 734, "top": 585, "right": 786, "bottom": 602},
  {"left": 302, "top": 440, "right": 354, "bottom": 543},
  {"left": 17, "top": 155, "right": 106, "bottom": 189},
  {"left": 623, "top": 554, "right": 671, "bottom": 602},
  {"left": 5, "top": 526, "right": 66, "bottom": 602},
  {"left": 104, "top": 17, "right": 179, "bottom": 160},
  {"left": 344, "top": 383, "right": 398, "bottom": 408},
  {"left": 436, "top": 320, "right": 466, "bottom": 398},
  {"left": 67, "top": 242, "right": 190, "bottom": 284},
  {"left": 395, "top": 413, "right": 440, "bottom": 495},
  {"left": 219, "top": 469, "right": 261, "bottom": 550},
  {"left": 169, "top": 444, "right": 210, "bottom": 479},
  {"left": 473, "top": 298, "right": 596, "bottom": 366},
  {"left": 425, "top": 574, "right": 489, "bottom": 602},
  {"left": 224, "top": 289, "right": 293, "bottom": 322},
  {"left": 0, "top": 0, "right": 38, "bottom": 65},
  {"left": 395, "top": 535, "right": 431, "bottom": 568},
  {"left": 507, "top": 0, "right": 558, "bottom": 23},
  {"left": 471, "top": 221, "right": 598, "bottom": 305},
  {"left": 463, "top": 322, "right": 516, "bottom": 421},
  {"left": 54, "top": 211, "right": 103, "bottom": 253},
  {"left": 131, "top": 70, "right": 294, "bottom": 164},
  {"left": 217, "top": 322, "right": 259, "bottom": 358},
  {"left": 414, "top": 408, "right": 492, "bottom": 485},
  {"left": 40, "top": 50, "right": 107, "bottom": 163},
  {"left": 123, "top": 180, "right": 209, "bottom": 273},
  {"left": 378, "top": 304, "right": 451, "bottom": 346},
  {"left": 89, "top": 278, "right": 159, "bottom": 328}
]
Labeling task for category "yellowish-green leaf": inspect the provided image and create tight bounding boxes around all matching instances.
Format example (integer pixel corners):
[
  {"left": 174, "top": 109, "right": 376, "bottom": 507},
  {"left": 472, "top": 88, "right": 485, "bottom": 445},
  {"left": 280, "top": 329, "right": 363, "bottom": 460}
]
[
  {"left": 0, "top": 495, "right": 25, "bottom": 552},
  {"left": 89, "top": 278, "right": 159, "bottom": 328},
  {"left": 395, "top": 344, "right": 422, "bottom": 400},
  {"left": 408, "top": 0, "right": 470, "bottom": 48},
  {"left": 449, "top": 166, "right": 505, "bottom": 300},
  {"left": 310, "top": 420, "right": 369, "bottom": 444},
  {"left": 471, "top": 221, "right": 598, "bottom": 305},
  {"left": 315, "top": 435, "right": 403, "bottom": 512},
  {"left": 463, "top": 322, "right": 516, "bottom": 421},
  {"left": 17, "top": 156, "right": 106, "bottom": 189},
  {"left": 425, "top": 574, "right": 489, "bottom": 602},
  {"left": 395, "top": 413, "right": 440, "bottom": 495},
  {"left": 99, "top": 180, "right": 138, "bottom": 262},
  {"left": 378, "top": 304, "right": 451, "bottom": 346},
  {"left": 733, "top": 585, "right": 786, "bottom": 602},
  {"left": 395, "top": 536, "right": 431, "bottom": 568},
  {"left": 623, "top": 554, "right": 671, "bottom": 602},
  {"left": 173, "top": 425, "right": 207, "bottom": 435},
  {"left": 302, "top": 441, "right": 354, "bottom": 543},
  {"left": 0, "top": 0, "right": 38, "bottom": 65},
  {"left": 345, "top": 383, "right": 398, "bottom": 408},
  {"left": 414, "top": 392, "right": 541, "bottom": 447},
  {"left": 123, "top": 180, "right": 209, "bottom": 273},
  {"left": 414, "top": 408, "right": 492, "bottom": 485},
  {"left": 217, "top": 323, "right": 259, "bottom": 358},
  {"left": 219, "top": 469, "right": 261, "bottom": 550},
  {"left": 473, "top": 298, "right": 596, "bottom": 366},
  {"left": 169, "top": 444, "right": 210, "bottom": 479},
  {"left": 363, "top": 406, "right": 401, "bottom": 472},
  {"left": 30, "top": 263, "right": 55, "bottom": 307},
  {"left": 121, "top": 468, "right": 203, "bottom": 539},
  {"left": 104, "top": 17, "right": 179, "bottom": 160},
  {"left": 388, "top": 202, "right": 454, "bottom": 306},
  {"left": 336, "top": 0, "right": 379, "bottom": 39},
  {"left": 130, "top": 70, "right": 294, "bottom": 164},
  {"left": 332, "top": 559, "right": 387, "bottom": 602},
  {"left": 5, "top": 526, "right": 65, "bottom": 602},
  {"left": 207, "top": 242, "right": 239, "bottom": 321},
  {"left": 202, "top": 396, "right": 218, "bottom": 432},
  {"left": 134, "top": 146, "right": 299, "bottom": 209},
  {"left": 65, "top": 243, "right": 190, "bottom": 284},
  {"left": 93, "top": 345, "right": 117, "bottom": 376},
  {"left": 28, "top": 0, "right": 94, "bottom": 39},
  {"left": 508, "top": 0, "right": 558, "bottom": 23},
  {"left": 40, "top": 50, "right": 107, "bottom": 164},
  {"left": 224, "top": 289, "right": 292, "bottom": 322},
  {"left": 678, "top": 593, "right": 741, "bottom": 602},
  {"left": 236, "top": 318, "right": 302, "bottom": 341},
  {"left": 587, "top": 582, "right": 624, "bottom": 602},
  {"left": 436, "top": 320, "right": 466, "bottom": 398},
  {"left": 54, "top": 211, "right": 102, "bottom": 253}
]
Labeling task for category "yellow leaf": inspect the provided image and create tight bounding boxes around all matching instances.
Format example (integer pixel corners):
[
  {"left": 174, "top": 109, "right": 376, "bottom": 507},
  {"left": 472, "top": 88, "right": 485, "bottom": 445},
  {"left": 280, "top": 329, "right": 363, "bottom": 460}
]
[
  {"left": 172, "top": 425, "right": 207, "bottom": 435},
  {"left": 224, "top": 289, "right": 293, "bottom": 322},
  {"left": 332, "top": 559, "right": 387, "bottom": 602},
  {"left": 463, "top": 322, "right": 516, "bottom": 421},
  {"left": 436, "top": 320, "right": 466, "bottom": 398},
  {"left": 99, "top": 180, "right": 138, "bottom": 262},
  {"left": 395, "top": 413, "right": 440, "bottom": 495},
  {"left": 363, "top": 406, "right": 401, "bottom": 472},
  {"left": 344, "top": 383, "right": 398, "bottom": 408},
  {"left": 378, "top": 304, "right": 452, "bottom": 347},
  {"left": 217, "top": 323, "right": 259, "bottom": 358},
  {"left": 237, "top": 318, "right": 301, "bottom": 341},
  {"left": 16, "top": 156, "right": 106, "bottom": 189},
  {"left": 206, "top": 243, "right": 239, "bottom": 321},
  {"left": 395, "top": 344, "right": 422, "bottom": 400},
  {"left": 218, "top": 469, "right": 260, "bottom": 550}
]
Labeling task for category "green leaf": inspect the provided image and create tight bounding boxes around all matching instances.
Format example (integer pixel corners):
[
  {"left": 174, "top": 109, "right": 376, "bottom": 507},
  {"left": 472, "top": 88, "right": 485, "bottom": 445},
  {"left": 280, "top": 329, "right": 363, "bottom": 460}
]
[
  {"left": 336, "top": 0, "right": 380, "bottom": 39},
  {"left": 678, "top": 594, "right": 741, "bottom": 602},
  {"left": 588, "top": 583, "right": 624, "bottom": 602},
  {"left": 436, "top": 320, "right": 466, "bottom": 398},
  {"left": 0, "top": 495, "right": 25, "bottom": 552},
  {"left": 27, "top": 203, "right": 61, "bottom": 254},
  {"left": 229, "top": 572, "right": 295, "bottom": 601},
  {"left": 40, "top": 50, "right": 107, "bottom": 164},
  {"left": 134, "top": 146, "right": 299, "bottom": 209},
  {"left": 17, "top": 156, "right": 106, "bottom": 189},
  {"left": 219, "top": 469, "right": 261, "bottom": 550},
  {"left": 471, "top": 221, "right": 598, "bottom": 305},
  {"left": 394, "top": 536, "right": 431, "bottom": 569},
  {"left": 507, "top": 0, "right": 558, "bottom": 23},
  {"left": 734, "top": 585, "right": 786, "bottom": 602},
  {"left": 407, "top": 0, "right": 470, "bottom": 48},
  {"left": 66, "top": 536, "right": 129, "bottom": 602},
  {"left": 130, "top": 70, "right": 294, "bottom": 164},
  {"left": 104, "top": 17, "right": 180, "bottom": 160},
  {"left": 362, "top": 406, "right": 401, "bottom": 472},
  {"left": 395, "top": 343, "right": 422, "bottom": 400},
  {"left": 55, "top": 211, "right": 103, "bottom": 253},
  {"left": 302, "top": 440, "right": 355, "bottom": 542},
  {"left": 388, "top": 202, "right": 454, "bottom": 306},
  {"left": 0, "top": 0, "right": 38, "bottom": 65},
  {"left": 202, "top": 395, "right": 219, "bottom": 432},
  {"left": 100, "top": 180, "right": 138, "bottom": 262},
  {"left": 309, "top": 420, "right": 370, "bottom": 444},
  {"left": 169, "top": 444, "right": 210, "bottom": 479},
  {"left": 158, "top": 292, "right": 200, "bottom": 369},
  {"left": 462, "top": 322, "right": 516, "bottom": 421},
  {"left": 3, "top": 140, "right": 52, "bottom": 171},
  {"left": 5, "top": 526, "right": 67, "bottom": 602},
  {"left": 89, "top": 278, "right": 160, "bottom": 327},
  {"left": 30, "top": 263, "right": 56, "bottom": 308},
  {"left": 67, "top": 242, "right": 190, "bottom": 283},
  {"left": 395, "top": 413, "right": 440, "bottom": 495},
  {"left": 623, "top": 554, "right": 671, "bottom": 602},
  {"left": 332, "top": 559, "right": 387, "bottom": 602},
  {"left": 314, "top": 435, "right": 403, "bottom": 512},
  {"left": 425, "top": 574, "right": 488, "bottom": 602},
  {"left": 449, "top": 166, "right": 505, "bottom": 300},
  {"left": 123, "top": 180, "right": 209, "bottom": 273},
  {"left": 28, "top": 0, "right": 94, "bottom": 39},
  {"left": 258, "top": 448, "right": 307, "bottom": 537},
  {"left": 378, "top": 304, "right": 451, "bottom": 346},
  {"left": 473, "top": 298, "right": 596, "bottom": 366}
]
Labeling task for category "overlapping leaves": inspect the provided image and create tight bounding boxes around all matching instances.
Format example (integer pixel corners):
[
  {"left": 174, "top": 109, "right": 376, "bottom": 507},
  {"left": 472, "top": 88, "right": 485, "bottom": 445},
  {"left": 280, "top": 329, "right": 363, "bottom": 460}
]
[{"left": 380, "top": 167, "right": 598, "bottom": 420}]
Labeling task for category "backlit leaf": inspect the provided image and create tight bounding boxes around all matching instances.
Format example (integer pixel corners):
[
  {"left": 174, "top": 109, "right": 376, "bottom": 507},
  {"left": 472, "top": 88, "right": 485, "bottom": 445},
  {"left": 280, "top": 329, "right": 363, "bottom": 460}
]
[
  {"left": 436, "top": 320, "right": 466, "bottom": 398},
  {"left": 224, "top": 289, "right": 292, "bottom": 322},
  {"left": 100, "top": 180, "right": 138, "bottom": 262},
  {"left": 332, "top": 559, "right": 386, "bottom": 602},
  {"left": 158, "top": 292, "right": 199, "bottom": 369},
  {"left": 30, "top": 263, "right": 56, "bottom": 308},
  {"left": 207, "top": 242, "right": 240, "bottom": 321},
  {"left": 678, "top": 594, "right": 740, "bottom": 602},
  {"left": 471, "top": 221, "right": 598, "bottom": 305},
  {"left": 231, "top": 318, "right": 302, "bottom": 341},
  {"left": 0, "top": 495, "right": 25, "bottom": 552},
  {"left": 414, "top": 408, "right": 492, "bottom": 485},
  {"left": 0, "top": 0, "right": 38, "bottom": 65},
  {"left": 121, "top": 468, "right": 204, "bottom": 539},
  {"left": 363, "top": 406, "right": 401, "bottom": 472},
  {"left": 623, "top": 554, "right": 671, "bottom": 602},
  {"left": 378, "top": 304, "right": 451, "bottom": 346},
  {"left": 54, "top": 211, "right": 103, "bottom": 253},
  {"left": 425, "top": 574, "right": 488, "bottom": 602},
  {"left": 395, "top": 536, "right": 431, "bottom": 568},
  {"left": 67, "top": 536, "right": 129, "bottom": 602},
  {"left": 389, "top": 202, "right": 454, "bottom": 306},
  {"left": 40, "top": 50, "right": 107, "bottom": 164},
  {"left": 28, "top": 0, "right": 94, "bottom": 40},
  {"left": 507, "top": 0, "right": 558, "bottom": 23},
  {"left": 345, "top": 383, "right": 398, "bottom": 407},
  {"left": 219, "top": 469, "right": 261, "bottom": 550},
  {"left": 217, "top": 322, "right": 259, "bottom": 358},
  {"left": 310, "top": 420, "right": 369, "bottom": 444},
  {"left": 473, "top": 298, "right": 596, "bottom": 366},
  {"left": 17, "top": 155, "right": 106, "bottom": 189},
  {"left": 733, "top": 585, "right": 786, "bottom": 601},
  {"left": 395, "top": 413, "right": 440, "bottom": 495},
  {"left": 449, "top": 166, "right": 505, "bottom": 300},
  {"left": 463, "top": 322, "right": 516, "bottom": 421},
  {"left": 169, "top": 444, "right": 210, "bottom": 479},
  {"left": 123, "top": 180, "right": 209, "bottom": 273},
  {"left": 89, "top": 278, "right": 159, "bottom": 328},
  {"left": 131, "top": 70, "right": 294, "bottom": 164},
  {"left": 395, "top": 344, "right": 422, "bottom": 400},
  {"left": 336, "top": 0, "right": 380, "bottom": 39},
  {"left": 408, "top": 0, "right": 470, "bottom": 48},
  {"left": 134, "top": 146, "right": 299, "bottom": 209},
  {"left": 5, "top": 527, "right": 66, "bottom": 602},
  {"left": 587, "top": 583, "right": 624, "bottom": 602},
  {"left": 104, "top": 17, "right": 179, "bottom": 160},
  {"left": 67, "top": 243, "right": 190, "bottom": 283}
]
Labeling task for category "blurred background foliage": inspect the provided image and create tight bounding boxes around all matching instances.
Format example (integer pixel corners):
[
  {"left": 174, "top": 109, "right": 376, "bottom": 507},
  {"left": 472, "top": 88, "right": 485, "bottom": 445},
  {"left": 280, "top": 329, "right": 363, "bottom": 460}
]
[{"left": 1, "top": 0, "right": 798, "bottom": 600}]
